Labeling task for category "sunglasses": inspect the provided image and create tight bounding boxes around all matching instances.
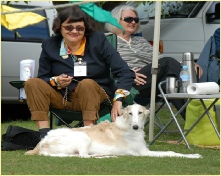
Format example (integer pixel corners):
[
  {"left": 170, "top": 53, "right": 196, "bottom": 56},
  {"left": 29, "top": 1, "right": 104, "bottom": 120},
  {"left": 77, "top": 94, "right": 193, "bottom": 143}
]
[
  {"left": 62, "top": 25, "right": 85, "bottom": 32},
  {"left": 120, "top": 16, "right": 139, "bottom": 23}
]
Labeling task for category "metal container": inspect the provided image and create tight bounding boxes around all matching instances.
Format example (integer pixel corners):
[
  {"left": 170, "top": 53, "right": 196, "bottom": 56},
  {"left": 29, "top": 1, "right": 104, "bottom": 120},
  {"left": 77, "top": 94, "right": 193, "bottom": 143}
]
[
  {"left": 166, "top": 77, "right": 181, "bottom": 94},
  {"left": 181, "top": 52, "right": 197, "bottom": 84}
]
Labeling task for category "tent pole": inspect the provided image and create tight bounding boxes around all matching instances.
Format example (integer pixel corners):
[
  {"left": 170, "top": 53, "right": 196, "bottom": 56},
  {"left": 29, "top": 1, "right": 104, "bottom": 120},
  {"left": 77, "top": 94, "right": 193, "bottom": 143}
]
[{"left": 149, "top": 1, "right": 162, "bottom": 141}]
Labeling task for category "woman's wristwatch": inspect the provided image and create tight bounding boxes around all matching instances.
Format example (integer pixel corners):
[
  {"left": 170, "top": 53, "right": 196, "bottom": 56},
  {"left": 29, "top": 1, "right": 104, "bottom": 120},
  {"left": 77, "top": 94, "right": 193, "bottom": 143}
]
[
  {"left": 50, "top": 76, "right": 61, "bottom": 87},
  {"left": 54, "top": 76, "right": 61, "bottom": 87},
  {"left": 115, "top": 97, "right": 125, "bottom": 102}
]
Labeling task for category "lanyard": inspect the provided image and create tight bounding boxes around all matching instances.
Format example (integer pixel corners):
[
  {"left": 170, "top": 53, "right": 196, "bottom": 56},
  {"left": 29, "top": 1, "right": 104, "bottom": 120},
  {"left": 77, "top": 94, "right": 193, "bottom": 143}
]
[{"left": 70, "top": 54, "right": 77, "bottom": 62}]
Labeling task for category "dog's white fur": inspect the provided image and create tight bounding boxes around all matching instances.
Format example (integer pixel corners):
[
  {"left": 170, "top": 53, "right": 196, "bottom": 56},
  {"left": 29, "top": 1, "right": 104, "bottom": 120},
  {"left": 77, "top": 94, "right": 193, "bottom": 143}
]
[{"left": 39, "top": 104, "right": 202, "bottom": 158}]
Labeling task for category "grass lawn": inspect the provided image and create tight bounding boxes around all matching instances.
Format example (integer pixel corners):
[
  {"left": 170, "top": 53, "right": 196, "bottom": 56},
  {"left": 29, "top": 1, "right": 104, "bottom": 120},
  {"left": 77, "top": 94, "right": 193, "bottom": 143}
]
[{"left": 1, "top": 106, "right": 220, "bottom": 175}]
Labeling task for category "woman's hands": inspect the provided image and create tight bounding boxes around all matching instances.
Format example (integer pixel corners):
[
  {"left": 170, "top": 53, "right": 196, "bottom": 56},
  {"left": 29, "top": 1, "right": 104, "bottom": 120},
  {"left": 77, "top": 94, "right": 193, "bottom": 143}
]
[
  {"left": 111, "top": 101, "right": 123, "bottom": 122},
  {"left": 133, "top": 68, "right": 147, "bottom": 86},
  {"left": 194, "top": 63, "right": 203, "bottom": 78},
  {"left": 57, "top": 74, "right": 73, "bottom": 88}
]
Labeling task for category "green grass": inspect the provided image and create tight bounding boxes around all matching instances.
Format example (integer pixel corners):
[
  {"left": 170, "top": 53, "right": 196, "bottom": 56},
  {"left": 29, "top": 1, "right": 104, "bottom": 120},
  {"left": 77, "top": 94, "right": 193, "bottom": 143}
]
[{"left": 1, "top": 107, "right": 220, "bottom": 175}]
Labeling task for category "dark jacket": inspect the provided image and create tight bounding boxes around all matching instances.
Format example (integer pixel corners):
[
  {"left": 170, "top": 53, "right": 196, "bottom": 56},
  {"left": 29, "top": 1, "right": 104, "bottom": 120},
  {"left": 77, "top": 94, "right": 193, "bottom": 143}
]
[
  {"left": 214, "top": 28, "right": 220, "bottom": 58},
  {"left": 197, "top": 34, "right": 220, "bottom": 84},
  {"left": 37, "top": 31, "right": 135, "bottom": 98}
]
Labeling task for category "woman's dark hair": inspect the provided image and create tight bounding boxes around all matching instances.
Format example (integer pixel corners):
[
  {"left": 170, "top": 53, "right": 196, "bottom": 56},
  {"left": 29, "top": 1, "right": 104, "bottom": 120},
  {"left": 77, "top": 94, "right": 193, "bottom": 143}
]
[{"left": 52, "top": 5, "right": 95, "bottom": 36}]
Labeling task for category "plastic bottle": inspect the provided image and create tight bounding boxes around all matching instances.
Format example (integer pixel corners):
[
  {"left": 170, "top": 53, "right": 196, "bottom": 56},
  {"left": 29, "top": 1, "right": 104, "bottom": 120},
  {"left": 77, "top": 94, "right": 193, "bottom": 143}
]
[{"left": 179, "top": 65, "right": 190, "bottom": 93}]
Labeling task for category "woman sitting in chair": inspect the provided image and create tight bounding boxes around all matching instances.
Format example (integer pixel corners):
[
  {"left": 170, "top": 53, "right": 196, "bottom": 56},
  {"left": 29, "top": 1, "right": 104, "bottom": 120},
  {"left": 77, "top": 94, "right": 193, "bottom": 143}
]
[
  {"left": 105, "top": 5, "right": 203, "bottom": 119},
  {"left": 24, "top": 5, "right": 135, "bottom": 155}
]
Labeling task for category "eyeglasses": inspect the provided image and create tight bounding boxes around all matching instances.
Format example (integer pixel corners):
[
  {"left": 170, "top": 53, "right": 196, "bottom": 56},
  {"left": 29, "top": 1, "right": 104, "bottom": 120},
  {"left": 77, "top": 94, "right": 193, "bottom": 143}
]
[
  {"left": 62, "top": 25, "right": 85, "bottom": 32},
  {"left": 120, "top": 16, "right": 139, "bottom": 23}
]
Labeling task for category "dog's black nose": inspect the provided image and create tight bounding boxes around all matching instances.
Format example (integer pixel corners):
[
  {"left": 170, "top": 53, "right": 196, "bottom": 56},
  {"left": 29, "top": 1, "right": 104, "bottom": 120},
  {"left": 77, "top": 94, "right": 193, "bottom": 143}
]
[{"left": 133, "top": 125, "right": 139, "bottom": 130}]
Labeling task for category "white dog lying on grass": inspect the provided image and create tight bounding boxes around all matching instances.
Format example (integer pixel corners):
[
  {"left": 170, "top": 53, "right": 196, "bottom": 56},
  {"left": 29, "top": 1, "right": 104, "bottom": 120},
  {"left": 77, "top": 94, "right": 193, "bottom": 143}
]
[{"left": 39, "top": 104, "right": 202, "bottom": 158}]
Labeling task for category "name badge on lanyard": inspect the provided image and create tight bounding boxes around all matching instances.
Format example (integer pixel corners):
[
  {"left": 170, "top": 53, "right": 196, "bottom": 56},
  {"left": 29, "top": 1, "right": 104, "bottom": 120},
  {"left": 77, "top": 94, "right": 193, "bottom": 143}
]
[{"left": 74, "top": 58, "right": 87, "bottom": 77}]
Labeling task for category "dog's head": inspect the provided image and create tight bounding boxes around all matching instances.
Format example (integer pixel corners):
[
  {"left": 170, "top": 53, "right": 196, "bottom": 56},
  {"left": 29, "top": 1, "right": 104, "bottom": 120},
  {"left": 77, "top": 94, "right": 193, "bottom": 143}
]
[{"left": 121, "top": 104, "right": 150, "bottom": 130}]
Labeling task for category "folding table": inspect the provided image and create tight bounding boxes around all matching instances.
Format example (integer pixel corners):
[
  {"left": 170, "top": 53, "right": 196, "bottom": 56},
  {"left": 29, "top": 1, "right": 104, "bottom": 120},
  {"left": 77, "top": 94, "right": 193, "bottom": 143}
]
[{"left": 149, "top": 80, "right": 220, "bottom": 149}]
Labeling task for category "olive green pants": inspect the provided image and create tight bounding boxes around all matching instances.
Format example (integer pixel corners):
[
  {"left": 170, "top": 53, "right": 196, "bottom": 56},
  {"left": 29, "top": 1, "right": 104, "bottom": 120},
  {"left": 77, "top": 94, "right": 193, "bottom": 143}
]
[{"left": 24, "top": 78, "right": 108, "bottom": 121}]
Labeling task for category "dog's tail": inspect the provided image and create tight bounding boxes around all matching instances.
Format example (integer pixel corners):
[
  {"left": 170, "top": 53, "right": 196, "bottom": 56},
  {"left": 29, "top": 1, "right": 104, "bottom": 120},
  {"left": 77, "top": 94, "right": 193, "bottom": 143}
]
[{"left": 145, "top": 151, "right": 202, "bottom": 159}]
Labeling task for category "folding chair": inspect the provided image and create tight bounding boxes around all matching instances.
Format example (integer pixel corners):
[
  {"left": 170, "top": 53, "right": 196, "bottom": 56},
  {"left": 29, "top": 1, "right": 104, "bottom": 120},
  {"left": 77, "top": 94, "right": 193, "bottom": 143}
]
[
  {"left": 9, "top": 33, "right": 117, "bottom": 129},
  {"left": 48, "top": 33, "right": 118, "bottom": 128},
  {"left": 9, "top": 80, "right": 112, "bottom": 129},
  {"left": 105, "top": 32, "right": 117, "bottom": 49},
  {"left": 49, "top": 101, "right": 112, "bottom": 129}
]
